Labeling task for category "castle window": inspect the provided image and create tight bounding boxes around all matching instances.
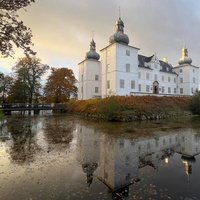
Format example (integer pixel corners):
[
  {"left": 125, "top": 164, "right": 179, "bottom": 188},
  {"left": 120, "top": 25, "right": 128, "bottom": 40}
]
[
  {"left": 138, "top": 84, "right": 141, "bottom": 91},
  {"left": 168, "top": 87, "right": 171, "bottom": 93},
  {"left": 174, "top": 88, "right": 176, "bottom": 94},
  {"left": 180, "top": 69, "right": 183, "bottom": 73},
  {"left": 193, "top": 77, "right": 196, "bottom": 83},
  {"left": 126, "top": 50, "right": 130, "bottom": 56},
  {"left": 168, "top": 77, "right": 171, "bottom": 82},
  {"left": 107, "top": 80, "right": 110, "bottom": 89},
  {"left": 174, "top": 77, "right": 176, "bottom": 83},
  {"left": 180, "top": 78, "right": 183, "bottom": 83},
  {"left": 193, "top": 69, "right": 195, "bottom": 73},
  {"left": 138, "top": 72, "right": 141, "bottom": 79},
  {"left": 81, "top": 74, "right": 83, "bottom": 81},
  {"left": 162, "top": 75, "right": 164, "bottom": 82},
  {"left": 81, "top": 87, "right": 83, "bottom": 93},
  {"left": 163, "top": 139, "right": 166, "bottom": 145},
  {"left": 119, "top": 139, "right": 124, "bottom": 148},
  {"left": 191, "top": 88, "right": 194, "bottom": 93},
  {"left": 146, "top": 73, "right": 150, "bottom": 80},
  {"left": 146, "top": 85, "right": 150, "bottom": 92},
  {"left": 125, "top": 173, "right": 131, "bottom": 181},
  {"left": 126, "top": 64, "right": 130, "bottom": 72},
  {"left": 131, "top": 80, "right": 135, "bottom": 89},
  {"left": 162, "top": 86, "right": 165, "bottom": 93},
  {"left": 95, "top": 87, "right": 99, "bottom": 93},
  {"left": 95, "top": 74, "right": 99, "bottom": 81},
  {"left": 120, "top": 79, "right": 125, "bottom": 88},
  {"left": 180, "top": 88, "right": 183, "bottom": 94},
  {"left": 125, "top": 156, "right": 130, "bottom": 166}
]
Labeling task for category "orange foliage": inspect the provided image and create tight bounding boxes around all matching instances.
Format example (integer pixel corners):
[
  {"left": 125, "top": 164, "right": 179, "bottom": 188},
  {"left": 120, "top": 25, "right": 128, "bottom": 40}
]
[{"left": 66, "top": 96, "right": 192, "bottom": 120}]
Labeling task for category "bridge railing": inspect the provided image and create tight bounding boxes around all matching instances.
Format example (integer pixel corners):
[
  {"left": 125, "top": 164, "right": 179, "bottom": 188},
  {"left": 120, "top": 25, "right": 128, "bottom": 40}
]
[{"left": 0, "top": 103, "right": 65, "bottom": 109}]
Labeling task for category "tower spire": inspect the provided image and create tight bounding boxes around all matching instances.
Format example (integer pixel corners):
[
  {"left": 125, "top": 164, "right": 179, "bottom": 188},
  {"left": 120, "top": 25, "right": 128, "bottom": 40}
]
[
  {"left": 85, "top": 37, "right": 100, "bottom": 61},
  {"left": 178, "top": 46, "right": 192, "bottom": 65},
  {"left": 109, "top": 10, "right": 129, "bottom": 45},
  {"left": 119, "top": 6, "right": 121, "bottom": 18}
]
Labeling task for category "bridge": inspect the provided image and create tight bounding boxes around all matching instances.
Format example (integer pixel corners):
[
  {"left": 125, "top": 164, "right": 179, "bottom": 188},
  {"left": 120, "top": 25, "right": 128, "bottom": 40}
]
[{"left": 0, "top": 103, "right": 65, "bottom": 115}]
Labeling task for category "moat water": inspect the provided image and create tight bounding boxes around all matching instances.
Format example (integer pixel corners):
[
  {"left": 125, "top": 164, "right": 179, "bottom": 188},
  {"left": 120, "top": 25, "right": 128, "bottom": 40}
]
[{"left": 0, "top": 114, "right": 200, "bottom": 200}]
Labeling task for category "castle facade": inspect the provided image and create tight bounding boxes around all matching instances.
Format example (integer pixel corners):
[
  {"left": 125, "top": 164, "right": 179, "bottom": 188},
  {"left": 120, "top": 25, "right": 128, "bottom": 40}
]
[{"left": 78, "top": 17, "right": 199, "bottom": 100}]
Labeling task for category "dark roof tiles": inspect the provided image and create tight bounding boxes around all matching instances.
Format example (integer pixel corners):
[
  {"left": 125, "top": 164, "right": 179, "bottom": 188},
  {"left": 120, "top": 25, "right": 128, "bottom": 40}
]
[{"left": 138, "top": 54, "right": 176, "bottom": 74}]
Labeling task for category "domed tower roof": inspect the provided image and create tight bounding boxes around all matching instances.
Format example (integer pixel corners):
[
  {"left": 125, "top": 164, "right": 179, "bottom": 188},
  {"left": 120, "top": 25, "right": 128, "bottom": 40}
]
[
  {"left": 178, "top": 47, "right": 192, "bottom": 65},
  {"left": 85, "top": 39, "right": 100, "bottom": 61},
  {"left": 109, "top": 17, "right": 129, "bottom": 45},
  {"left": 82, "top": 163, "right": 98, "bottom": 187}
]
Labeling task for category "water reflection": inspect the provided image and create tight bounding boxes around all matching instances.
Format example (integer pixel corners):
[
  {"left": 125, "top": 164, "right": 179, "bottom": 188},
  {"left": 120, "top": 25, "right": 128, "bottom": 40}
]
[
  {"left": 0, "top": 116, "right": 75, "bottom": 165},
  {"left": 76, "top": 124, "right": 100, "bottom": 187},
  {"left": 0, "top": 116, "right": 200, "bottom": 199},
  {"left": 43, "top": 116, "right": 75, "bottom": 152},
  {"left": 5, "top": 118, "right": 41, "bottom": 165},
  {"left": 76, "top": 123, "right": 200, "bottom": 199}
]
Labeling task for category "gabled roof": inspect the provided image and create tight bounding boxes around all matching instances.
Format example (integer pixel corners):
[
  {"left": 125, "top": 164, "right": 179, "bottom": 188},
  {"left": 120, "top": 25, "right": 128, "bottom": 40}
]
[
  {"left": 138, "top": 55, "right": 153, "bottom": 69},
  {"left": 138, "top": 54, "right": 177, "bottom": 74}
]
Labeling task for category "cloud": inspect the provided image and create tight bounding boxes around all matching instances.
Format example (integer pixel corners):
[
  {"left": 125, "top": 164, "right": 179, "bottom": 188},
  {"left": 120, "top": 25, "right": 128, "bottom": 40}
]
[{"left": 1, "top": 0, "right": 200, "bottom": 77}]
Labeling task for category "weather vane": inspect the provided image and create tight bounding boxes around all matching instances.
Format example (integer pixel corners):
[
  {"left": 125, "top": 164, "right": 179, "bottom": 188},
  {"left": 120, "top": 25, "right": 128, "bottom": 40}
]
[{"left": 119, "top": 6, "right": 121, "bottom": 18}]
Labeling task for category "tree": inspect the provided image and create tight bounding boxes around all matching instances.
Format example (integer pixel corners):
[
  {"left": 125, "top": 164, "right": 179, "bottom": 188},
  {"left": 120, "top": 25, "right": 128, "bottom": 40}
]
[
  {"left": 0, "top": 0, "right": 35, "bottom": 57},
  {"left": 0, "top": 72, "right": 13, "bottom": 103},
  {"left": 44, "top": 68, "right": 77, "bottom": 103},
  {"left": 9, "top": 56, "right": 49, "bottom": 104}
]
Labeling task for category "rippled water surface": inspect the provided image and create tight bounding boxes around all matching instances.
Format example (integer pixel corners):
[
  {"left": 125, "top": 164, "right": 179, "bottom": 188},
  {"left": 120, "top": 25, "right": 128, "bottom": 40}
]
[{"left": 0, "top": 115, "right": 200, "bottom": 200}]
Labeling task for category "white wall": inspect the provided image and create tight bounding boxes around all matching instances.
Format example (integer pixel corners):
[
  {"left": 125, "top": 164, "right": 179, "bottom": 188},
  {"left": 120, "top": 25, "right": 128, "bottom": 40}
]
[
  {"left": 174, "top": 64, "right": 199, "bottom": 95},
  {"left": 101, "top": 43, "right": 117, "bottom": 97},
  {"left": 78, "top": 59, "right": 101, "bottom": 100},
  {"left": 101, "top": 43, "right": 139, "bottom": 97}
]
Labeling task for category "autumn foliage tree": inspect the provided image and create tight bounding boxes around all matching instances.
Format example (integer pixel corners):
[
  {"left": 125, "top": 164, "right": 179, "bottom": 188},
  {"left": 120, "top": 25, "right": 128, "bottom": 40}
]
[
  {"left": 44, "top": 68, "right": 77, "bottom": 103},
  {"left": 8, "top": 56, "right": 49, "bottom": 104},
  {"left": 0, "top": 0, "right": 35, "bottom": 57}
]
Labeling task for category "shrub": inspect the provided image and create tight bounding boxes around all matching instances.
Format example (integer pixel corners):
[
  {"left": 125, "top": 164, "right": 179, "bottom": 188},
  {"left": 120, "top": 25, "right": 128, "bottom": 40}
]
[
  {"left": 98, "top": 97, "right": 122, "bottom": 121},
  {"left": 0, "top": 111, "right": 4, "bottom": 120},
  {"left": 65, "top": 96, "right": 192, "bottom": 121},
  {"left": 190, "top": 91, "right": 200, "bottom": 114}
]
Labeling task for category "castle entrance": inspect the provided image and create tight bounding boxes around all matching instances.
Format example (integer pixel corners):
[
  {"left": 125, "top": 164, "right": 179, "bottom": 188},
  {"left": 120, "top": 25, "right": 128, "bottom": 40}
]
[{"left": 153, "top": 81, "right": 159, "bottom": 94}]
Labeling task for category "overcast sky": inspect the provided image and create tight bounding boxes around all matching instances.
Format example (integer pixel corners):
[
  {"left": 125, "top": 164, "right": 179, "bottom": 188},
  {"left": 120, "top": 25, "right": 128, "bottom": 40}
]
[{"left": 1, "top": 0, "right": 200, "bottom": 78}]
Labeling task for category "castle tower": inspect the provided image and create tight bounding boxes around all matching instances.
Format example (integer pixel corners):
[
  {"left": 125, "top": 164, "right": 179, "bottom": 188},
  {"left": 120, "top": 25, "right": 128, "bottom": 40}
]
[
  {"left": 78, "top": 38, "right": 101, "bottom": 100},
  {"left": 101, "top": 17, "right": 139, "bottom": 97},
  {"left": 174, "top": 47, "right": 199, "bottom": 95}
]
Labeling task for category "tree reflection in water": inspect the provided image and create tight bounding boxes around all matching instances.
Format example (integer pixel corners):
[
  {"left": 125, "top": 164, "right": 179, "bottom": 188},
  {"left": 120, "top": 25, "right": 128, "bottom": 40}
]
[
  {"left": 7, "top": 118, "right": 41, "bottom": 165},
  {"left": 43, "top": 116, "right": 74, "bottom": 152}
]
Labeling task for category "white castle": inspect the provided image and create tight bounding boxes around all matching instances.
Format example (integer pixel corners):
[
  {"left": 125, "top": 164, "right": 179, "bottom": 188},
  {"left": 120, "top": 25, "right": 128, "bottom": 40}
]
[{"left": 78, "top": 17, "right": 199, "bottom": 100}]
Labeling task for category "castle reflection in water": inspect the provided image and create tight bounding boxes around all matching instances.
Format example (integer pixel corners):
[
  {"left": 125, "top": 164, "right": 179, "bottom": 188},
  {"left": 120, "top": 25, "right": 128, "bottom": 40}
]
[{"left": 76, "top": 124, "right": 200, "bottom": 196}]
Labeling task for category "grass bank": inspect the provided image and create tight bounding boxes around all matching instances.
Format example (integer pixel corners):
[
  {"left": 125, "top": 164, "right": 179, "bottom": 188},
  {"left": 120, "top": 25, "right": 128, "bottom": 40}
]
[{"left": 65, "top": 96, "right": 192, "bottom": 122}]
